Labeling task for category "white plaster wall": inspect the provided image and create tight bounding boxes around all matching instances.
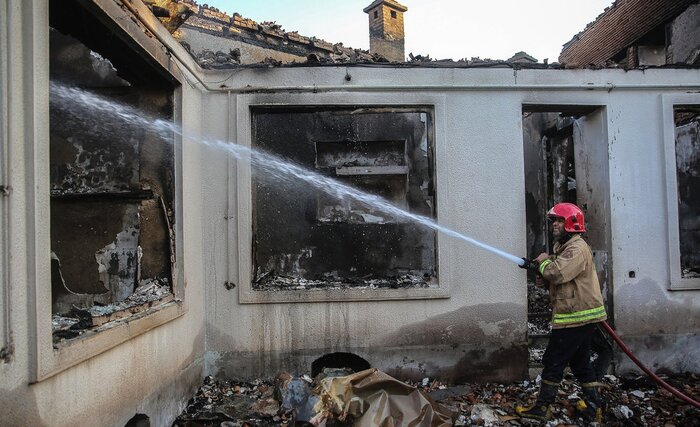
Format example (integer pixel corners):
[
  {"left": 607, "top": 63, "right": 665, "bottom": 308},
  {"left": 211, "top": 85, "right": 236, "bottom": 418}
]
[
  {"left": 202, "top": 69, "right": 533, "bottom": 379},
  {"left": 0, "top": 1, "right": 210, "bottom": 425},
  {"left": 200, "top": 66, "right": 700, "bottom": 377},
  {"left": 606, "top": 92, "right": 700, "bottom": 372},
  {"left": 201, "top": 92, "right": 235, "bottom": 351}
]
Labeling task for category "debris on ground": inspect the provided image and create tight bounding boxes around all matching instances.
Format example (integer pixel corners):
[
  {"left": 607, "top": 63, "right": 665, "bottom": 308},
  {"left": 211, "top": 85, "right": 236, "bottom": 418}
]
[
  {"left": 175, "top": 369, "right": 700, "bottom": 426},
  {"left": 527, "top": 280, "right": 551, "bottom": 314},
  {"left": 527, "top": 317, "right": 551, "bottom": 336},
  {"left": 527, "top": 279, "right": 552, "bottom": 367}
]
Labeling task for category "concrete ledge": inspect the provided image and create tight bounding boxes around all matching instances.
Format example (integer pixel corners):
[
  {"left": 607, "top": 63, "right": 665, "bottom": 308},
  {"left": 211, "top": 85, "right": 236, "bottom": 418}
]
[
  {"left": 239, "top": 287, "right": 449, "bottom": 304},
  {"left": 36, "top": 300, "right": 185, "bottom": 382}
]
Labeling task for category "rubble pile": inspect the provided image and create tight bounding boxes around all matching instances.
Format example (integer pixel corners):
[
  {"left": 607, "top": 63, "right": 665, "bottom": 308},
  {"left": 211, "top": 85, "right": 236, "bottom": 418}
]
[
  {"left": 598, "top": 374, "right": 700, "bottom": 426},
  {"left": 52, "top": 278, "right": 172, "bottom": 343},
  {"left": 527, "top": 317, "right": 551, "bottom": 336},
  {"left": 254, "top": 273, "right": 433, "bottom": 291},
  {"left": 184, "top": 46, "right": 241, "bottom": 68},
  {"left": 175, "top": 369, "right": 453, "bottom": 427},
  {"left": 527, "top": 280, "right": 551, "bottom": 366},
  {"left": 682, "top": 268, "right": 700, "bottom": 278},
  {"left": 527, "top": 280, "right": 550, "bottom": 314},
  {"left": 176, "top": 370, "right": 700, "bottom": 426},
  {"left": 423, "top": 373, "right": 700, "bottom": 426},
  {"left": 175, "top": 376, "right": 291, "bottom": 426}
]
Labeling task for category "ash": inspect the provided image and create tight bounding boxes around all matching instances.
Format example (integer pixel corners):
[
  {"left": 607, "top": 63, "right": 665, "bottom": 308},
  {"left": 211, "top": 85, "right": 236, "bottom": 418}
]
[
  {"left": 529, "top": 348, "right": 545, "bottom": 364},
  {"left": 682, "top": 268, "right": 700, "bottom": 278},
  {"left": 527, "top": 280, "right": 551, "bottom": 314},
  {"left": 52, "top": 314, "right": 80, "bottom": 330},
  {"left": 52, "top": 278, "right": 172, "bottom": 343},
  {"left": 528, "top": 318, "right": 551, "bottom": 335},
  {"left": 255, "top": 273, "right": 435, "bottom": 291},
  {"left": 87, "top": 278, "right": 171, "bottom": 317}
]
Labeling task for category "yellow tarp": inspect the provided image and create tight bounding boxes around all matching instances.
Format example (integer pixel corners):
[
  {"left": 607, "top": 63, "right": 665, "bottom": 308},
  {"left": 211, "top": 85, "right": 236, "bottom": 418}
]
[{"left": 312, "top": 368, "right": 453, "bottom": 427}]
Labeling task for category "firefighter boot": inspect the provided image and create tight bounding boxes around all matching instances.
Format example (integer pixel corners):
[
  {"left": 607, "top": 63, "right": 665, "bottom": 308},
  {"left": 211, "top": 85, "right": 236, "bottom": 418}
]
[
  {"left": 575, "top": 382, "right": 603, "bottom": 423},
  {"left": 516, "top": 382, "right": 558, "bottom": 421}
]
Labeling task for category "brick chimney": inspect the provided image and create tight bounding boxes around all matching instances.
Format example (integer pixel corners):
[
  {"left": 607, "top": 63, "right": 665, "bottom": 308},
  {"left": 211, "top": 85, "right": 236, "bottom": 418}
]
[{"left": 363, "top": 0, "right": 407, "bottom": 62}]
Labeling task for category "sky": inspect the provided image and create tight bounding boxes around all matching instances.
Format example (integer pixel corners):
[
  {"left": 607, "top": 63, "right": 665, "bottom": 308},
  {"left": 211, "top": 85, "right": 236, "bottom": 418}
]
[{"left": 202, "top": 0, "right": 615, "bottom": 62}]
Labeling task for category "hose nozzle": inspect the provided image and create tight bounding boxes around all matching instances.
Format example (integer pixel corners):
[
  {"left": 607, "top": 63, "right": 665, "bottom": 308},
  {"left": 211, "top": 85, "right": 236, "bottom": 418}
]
[{"left": 519, "top": 258, "right": 539, "bottom": 273}]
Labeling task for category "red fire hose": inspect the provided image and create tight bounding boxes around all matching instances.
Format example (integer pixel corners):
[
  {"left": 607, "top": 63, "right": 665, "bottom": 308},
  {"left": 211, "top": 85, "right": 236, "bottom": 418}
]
[{"left": 600, "top": 321, "right": 700, "bottom": 409}]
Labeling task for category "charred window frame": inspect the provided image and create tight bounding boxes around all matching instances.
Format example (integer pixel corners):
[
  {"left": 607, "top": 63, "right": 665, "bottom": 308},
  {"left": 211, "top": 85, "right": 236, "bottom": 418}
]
[
  {"left": 235, "top": 94, "right": 449, "bottom": 304},
  {"left": 32, "top": 0, "right": 186, "bottom": 381},
  {"left": 663, "top": 95, "right": 700, "bottom": 290}
]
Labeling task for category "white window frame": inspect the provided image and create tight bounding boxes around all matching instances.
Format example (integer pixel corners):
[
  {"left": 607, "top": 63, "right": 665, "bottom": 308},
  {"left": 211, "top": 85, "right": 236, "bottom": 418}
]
[
  {"left": 662, "top": 94, "right": 700, "bottom": 290},
  {"left": 234, "top": 93, "right": 450, "bottom": 304}
]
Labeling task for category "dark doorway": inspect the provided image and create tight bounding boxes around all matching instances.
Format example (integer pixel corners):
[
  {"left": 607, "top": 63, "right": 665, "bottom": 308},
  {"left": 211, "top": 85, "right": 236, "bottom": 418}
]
[{"left": 521, "top": 106, "right": 613, "bottom": 373}]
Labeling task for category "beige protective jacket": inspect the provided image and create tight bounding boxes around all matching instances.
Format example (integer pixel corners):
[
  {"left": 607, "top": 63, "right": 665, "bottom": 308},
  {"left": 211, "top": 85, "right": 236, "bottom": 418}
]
[{"left": 538, "top": 234, "right": 607, "bottom": 329}]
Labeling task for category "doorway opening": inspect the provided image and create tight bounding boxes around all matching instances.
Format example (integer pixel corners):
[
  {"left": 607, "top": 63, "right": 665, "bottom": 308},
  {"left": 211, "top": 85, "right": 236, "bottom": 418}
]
[{"left": 521, "top": 105, "right": 612, "bottom": 374}]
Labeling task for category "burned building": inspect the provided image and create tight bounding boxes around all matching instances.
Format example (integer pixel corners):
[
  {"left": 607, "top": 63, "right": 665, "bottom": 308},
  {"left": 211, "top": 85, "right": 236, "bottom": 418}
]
[{"left": 0, "top": 0, "right": 699, "bottom": 425}]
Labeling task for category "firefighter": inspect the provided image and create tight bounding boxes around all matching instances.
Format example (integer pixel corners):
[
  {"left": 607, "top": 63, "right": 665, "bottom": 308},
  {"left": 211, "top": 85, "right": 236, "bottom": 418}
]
[{"left": 517, "top": 203, "right": 607, "bottom": 422}]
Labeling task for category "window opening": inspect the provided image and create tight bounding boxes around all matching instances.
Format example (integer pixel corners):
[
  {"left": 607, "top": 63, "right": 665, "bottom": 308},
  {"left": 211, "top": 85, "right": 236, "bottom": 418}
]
[
  {"left": 49, "top": 0, "right": 177, "bottom": 343},
  {"left": 251, "top": 108, "right": 436, "bottom": 291},
  {"left": 521, "top": 106, "right": 612, "bottom": 371},
  {"left": 391, "top": 10, "right": 397, "bottom": 18},
  {"left": 673, "top": 106, "right": 700, "bottom": 279},
  {"left": 374, "top": 10, "right": 378, "bottom": 19}
]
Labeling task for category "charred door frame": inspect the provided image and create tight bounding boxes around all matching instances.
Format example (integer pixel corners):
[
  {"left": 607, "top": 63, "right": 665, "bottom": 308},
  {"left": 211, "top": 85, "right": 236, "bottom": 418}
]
[
  {"left": 30, "top": 0, "right": 187, "bottom": 381},
  {"left": 662, "top": 93, "right": 700, "bottom": 290},
  {"left": 234, "top": 93, "right": 450, "bottom": 303}
]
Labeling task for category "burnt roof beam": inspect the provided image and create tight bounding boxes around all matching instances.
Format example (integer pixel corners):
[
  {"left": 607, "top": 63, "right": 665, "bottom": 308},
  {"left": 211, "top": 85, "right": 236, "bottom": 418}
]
[{"left": 559, "top": 0, "right": 697, "bottom": 66}]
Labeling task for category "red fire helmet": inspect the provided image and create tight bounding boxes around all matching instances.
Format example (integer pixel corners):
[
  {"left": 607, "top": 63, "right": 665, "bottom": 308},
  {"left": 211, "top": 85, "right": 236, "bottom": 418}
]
[{"left": 547, "top": 202, "right": 586, "bottom": 233}]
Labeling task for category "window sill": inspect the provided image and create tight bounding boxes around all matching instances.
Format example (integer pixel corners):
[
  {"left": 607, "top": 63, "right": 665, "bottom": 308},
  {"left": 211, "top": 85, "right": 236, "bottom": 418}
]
[
  {"left": 668, "top": 277, "right": 700, "bottom": 291},
  {"left": 239, "top": 286, "right": 449, "bottom": 304},
  {"left": 35, "top": 299, "right": 185, "bottom": 382}
]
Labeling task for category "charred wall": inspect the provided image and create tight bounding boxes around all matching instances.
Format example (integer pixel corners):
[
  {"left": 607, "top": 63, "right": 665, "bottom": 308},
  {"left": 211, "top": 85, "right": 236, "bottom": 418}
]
[
  {"left": 522, "top": 112, "right": 557, "bottom": 258},
  {"left": 668, "top": 3, "right": 700, "bottom": 64},
  {"left": 674, "top": 112, "right": 700, "bottom": 277},
  {"left": 521, "top": 112, "right": 577, "bottom": 257},
  {"left": 251, "top": 108, "right": 436, "bottom": 290}
]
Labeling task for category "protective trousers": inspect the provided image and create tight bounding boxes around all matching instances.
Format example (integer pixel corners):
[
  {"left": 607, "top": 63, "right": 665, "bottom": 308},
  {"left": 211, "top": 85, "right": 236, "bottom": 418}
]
[{"left": 541, "top": 323, "right": 597, "bottom": 384}]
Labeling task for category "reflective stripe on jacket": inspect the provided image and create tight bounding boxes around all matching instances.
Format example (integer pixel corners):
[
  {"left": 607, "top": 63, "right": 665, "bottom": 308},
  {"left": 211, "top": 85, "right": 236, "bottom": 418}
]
[{"left": 539, "top": 234, "right": 607, "bottom": 329}]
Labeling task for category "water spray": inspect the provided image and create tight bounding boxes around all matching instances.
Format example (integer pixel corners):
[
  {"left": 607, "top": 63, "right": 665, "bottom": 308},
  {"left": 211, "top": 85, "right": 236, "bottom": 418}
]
[{"left": 49, "top": 81, "right": 526, "bottom": 268}]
